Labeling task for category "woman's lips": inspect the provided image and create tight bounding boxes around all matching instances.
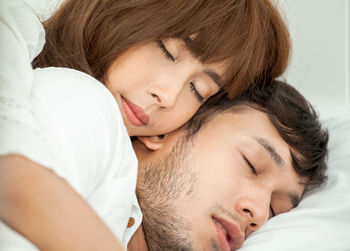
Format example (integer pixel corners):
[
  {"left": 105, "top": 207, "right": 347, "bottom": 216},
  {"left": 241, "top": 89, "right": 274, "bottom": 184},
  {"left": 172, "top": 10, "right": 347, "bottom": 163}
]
[
  {"left": 121, "top": 96, "right": 149, "bottom": 126},
  {"left": 213, "top": 216, "right": 244, "bottom": 251}
]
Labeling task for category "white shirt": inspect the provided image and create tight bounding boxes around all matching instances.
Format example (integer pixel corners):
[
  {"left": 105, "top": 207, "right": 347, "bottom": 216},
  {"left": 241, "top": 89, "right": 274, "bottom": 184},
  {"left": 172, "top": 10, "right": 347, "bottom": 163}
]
[{"left": 0, "top": 0, "right": 142, "bottom": 250}]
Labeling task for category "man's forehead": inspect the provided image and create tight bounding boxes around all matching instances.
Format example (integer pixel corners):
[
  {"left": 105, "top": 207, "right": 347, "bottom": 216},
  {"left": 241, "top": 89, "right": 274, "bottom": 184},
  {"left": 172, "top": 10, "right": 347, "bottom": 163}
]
[{"left": 195, "top": 108, "right": 272, "bottom": 135}]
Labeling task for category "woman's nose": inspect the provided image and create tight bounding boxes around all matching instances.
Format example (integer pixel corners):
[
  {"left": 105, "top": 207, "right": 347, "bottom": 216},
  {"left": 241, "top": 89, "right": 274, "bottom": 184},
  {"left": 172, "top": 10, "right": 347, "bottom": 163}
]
[
  {"left": 235, "top": 196, "right": 270, "bottom": 237},
  {"left": 147, "top": 78, "right": 185, "bottom": 109}
]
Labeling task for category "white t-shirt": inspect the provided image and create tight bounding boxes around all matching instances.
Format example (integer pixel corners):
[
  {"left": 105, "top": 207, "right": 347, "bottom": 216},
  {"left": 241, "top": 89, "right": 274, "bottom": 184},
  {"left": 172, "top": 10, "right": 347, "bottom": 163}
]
[{"left": 0, "top": 0, "right": 142, "bottom": 250}]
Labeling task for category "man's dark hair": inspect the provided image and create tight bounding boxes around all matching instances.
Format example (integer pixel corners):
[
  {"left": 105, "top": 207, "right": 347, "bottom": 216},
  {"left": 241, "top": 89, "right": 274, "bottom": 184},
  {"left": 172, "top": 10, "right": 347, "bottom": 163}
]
[{"left": 186, "top": 80, "right": 329, "bottom": 189}]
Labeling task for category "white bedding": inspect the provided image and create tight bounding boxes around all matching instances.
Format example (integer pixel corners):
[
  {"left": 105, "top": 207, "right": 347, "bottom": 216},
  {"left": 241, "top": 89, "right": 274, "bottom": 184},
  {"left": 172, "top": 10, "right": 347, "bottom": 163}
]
[{"left": 240, "top": 110, "right": 350, "bottom": 251}]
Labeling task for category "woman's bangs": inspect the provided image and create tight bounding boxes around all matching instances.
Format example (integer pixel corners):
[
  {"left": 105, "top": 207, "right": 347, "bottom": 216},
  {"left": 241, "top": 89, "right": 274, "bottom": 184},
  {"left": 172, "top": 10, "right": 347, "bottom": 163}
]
[{"left": 181, "top": 26, "right": 241, "bottom": 88}]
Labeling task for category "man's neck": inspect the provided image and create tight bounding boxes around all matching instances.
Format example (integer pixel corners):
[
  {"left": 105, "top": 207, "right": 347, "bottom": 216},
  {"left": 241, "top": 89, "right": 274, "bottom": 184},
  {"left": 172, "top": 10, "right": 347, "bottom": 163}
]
[{"left": 127, "top": 224, "right": 148, "bottom": 251}]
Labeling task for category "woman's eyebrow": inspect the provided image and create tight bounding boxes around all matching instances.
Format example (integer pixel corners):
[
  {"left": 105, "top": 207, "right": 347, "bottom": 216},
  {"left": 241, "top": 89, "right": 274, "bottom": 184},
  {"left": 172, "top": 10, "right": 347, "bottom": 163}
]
[
  {"left": 203, "top": 69, "right": 224, "bottom": 88},
  {"left": 181, "top": 37, "right": 224, "bottom": 89},
  {"left": 253, "top": 137, "right": 285, "bottom": 168}
]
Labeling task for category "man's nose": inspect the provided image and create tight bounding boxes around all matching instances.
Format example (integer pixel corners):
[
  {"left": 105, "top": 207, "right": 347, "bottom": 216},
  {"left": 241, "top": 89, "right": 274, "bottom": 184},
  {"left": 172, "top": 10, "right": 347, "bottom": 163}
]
[{"left": 235, "top": 195, "right": 270, "bottom": 237}]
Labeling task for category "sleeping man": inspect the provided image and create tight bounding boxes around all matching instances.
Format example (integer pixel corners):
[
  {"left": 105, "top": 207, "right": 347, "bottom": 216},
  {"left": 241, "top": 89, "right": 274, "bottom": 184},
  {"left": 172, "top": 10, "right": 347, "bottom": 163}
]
[
  {"left": 129, "top": 80, "right": 329, "bottom": 250},
  {"left": 0, "top": 68, "right": 328, "bottom": 250}
]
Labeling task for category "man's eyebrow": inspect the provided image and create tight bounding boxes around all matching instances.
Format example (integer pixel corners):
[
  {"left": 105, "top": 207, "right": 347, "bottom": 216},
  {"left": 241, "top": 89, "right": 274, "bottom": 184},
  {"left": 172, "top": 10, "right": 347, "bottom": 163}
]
[
  {"left": 203, "top": 69, "right": 224, "bottom": 89},
  {"left": 254, "top": 137, "right": 301, "bottom": 208},
  {"left": 254, "top": 137, "right": 285, "bottom": 168}
]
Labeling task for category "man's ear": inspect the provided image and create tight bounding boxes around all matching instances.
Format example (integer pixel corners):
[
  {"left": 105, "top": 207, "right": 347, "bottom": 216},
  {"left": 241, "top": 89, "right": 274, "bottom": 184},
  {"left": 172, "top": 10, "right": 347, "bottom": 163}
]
[{"left": 137, "top": 135, "right": 165, "bottom": 151}]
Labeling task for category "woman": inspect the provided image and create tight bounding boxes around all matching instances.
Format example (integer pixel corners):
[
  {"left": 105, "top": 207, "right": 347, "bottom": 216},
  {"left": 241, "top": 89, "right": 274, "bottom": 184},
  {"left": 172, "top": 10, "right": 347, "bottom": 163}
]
[
  {"left": 0, "top": 0, "right": 291, "bottom": 250},
  {"left": 34, "top": 0, "right": 290, "bottom": 136}
]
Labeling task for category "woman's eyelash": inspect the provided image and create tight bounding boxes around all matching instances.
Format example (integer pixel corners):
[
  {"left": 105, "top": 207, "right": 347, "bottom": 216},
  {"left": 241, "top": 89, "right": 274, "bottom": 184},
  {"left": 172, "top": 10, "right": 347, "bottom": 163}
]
[
  {"left": 190, "top": 82, "right": 204, "bottom": 103},
  {"left": 156, "top": 40, "right": 175, "bottom": 61},
  {"left": 243, "top": 155, "right": 257, "bottom": 175},
  {"left": 156, "top": 40, "right": 203, "bottom": 104}
]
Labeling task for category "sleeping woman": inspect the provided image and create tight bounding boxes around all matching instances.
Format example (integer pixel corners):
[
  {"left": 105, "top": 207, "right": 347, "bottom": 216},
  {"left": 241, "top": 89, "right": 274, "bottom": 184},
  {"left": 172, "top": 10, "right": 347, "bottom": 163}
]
[{"left": 0, "top": 0, "right": 291, "bottom": 250}]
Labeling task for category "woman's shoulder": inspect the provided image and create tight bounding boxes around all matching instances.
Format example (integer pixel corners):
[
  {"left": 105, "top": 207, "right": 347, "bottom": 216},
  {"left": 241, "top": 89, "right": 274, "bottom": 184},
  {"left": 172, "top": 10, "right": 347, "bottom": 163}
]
[
  {"left": 32, "top": 66, "right": 127, "bottom": 149},
  {"left": 31, "top": 67, "right": 134, "bottom": 194},
  {"left": 33, "top": 67, "right": 106, "bottom": 91},
  {"left": 33, "top": 67, "right": 121, "bottom": 119}
]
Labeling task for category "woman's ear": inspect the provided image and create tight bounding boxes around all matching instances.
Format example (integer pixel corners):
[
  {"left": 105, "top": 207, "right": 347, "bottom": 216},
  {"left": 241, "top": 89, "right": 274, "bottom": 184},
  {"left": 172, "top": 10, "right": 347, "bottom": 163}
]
[{"left": 137, "top": 135, "right": 165, "bottom": 151}]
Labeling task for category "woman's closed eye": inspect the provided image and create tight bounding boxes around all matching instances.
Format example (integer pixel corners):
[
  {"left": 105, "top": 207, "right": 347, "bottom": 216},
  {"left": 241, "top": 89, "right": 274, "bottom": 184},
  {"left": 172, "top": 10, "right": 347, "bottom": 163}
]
[
  {"left": 156, "top": 40, "right": 175, "bottom": 61},
  {"left": 190, "top": 82, "right": 204, "bottom": 103},
  {"left": 157, "top": 39, "right": 205, "bottom": 103}
]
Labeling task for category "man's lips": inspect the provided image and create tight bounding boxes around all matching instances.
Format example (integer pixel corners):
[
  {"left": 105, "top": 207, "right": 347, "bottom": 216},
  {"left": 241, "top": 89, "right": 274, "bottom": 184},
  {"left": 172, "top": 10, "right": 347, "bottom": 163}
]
[
  {"left": 213, "top": 216, "right": 244, "bottom": 251},
  {"left": 121, "top": 96, "right": 149, "bottom": 126}
]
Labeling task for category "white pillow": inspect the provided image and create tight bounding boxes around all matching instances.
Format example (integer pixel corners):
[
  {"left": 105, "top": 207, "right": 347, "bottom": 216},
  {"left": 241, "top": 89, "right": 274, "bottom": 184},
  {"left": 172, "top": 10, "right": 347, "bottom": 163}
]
[
  {"left": 22, "top": 0, "right": 63, "bottom": 20},
  {"left": 239, "top": 110, "right": 350, "bottom": 251}
]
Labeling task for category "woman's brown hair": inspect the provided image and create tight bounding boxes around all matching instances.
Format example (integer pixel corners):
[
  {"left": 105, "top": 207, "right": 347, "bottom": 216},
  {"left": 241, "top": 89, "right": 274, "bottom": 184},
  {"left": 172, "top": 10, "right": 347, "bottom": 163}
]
[{"left": 33, "top": 0, "right": 291, "bottom": 99}]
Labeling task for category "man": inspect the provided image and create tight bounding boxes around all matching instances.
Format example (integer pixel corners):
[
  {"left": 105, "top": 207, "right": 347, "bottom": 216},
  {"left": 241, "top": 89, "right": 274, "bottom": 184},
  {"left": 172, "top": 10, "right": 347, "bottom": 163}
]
[{"left": 126, "top": 80, "right": 329, "bottom": 250}]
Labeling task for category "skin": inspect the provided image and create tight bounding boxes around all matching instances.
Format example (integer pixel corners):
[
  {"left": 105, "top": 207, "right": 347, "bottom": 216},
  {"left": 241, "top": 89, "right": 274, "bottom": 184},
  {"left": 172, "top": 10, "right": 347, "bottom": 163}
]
[
  {"left": 105, "top": 38, "right": 225, "bottom": 136},
  {"left": 0, "top": 155, "right": 124, "bottom": 251},
  {"left": 130, "top": 108, "right": 306, "bottom": 250}
]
